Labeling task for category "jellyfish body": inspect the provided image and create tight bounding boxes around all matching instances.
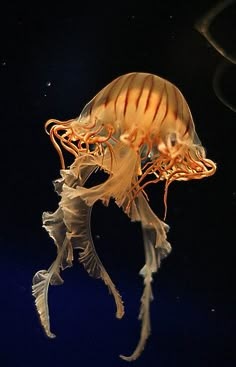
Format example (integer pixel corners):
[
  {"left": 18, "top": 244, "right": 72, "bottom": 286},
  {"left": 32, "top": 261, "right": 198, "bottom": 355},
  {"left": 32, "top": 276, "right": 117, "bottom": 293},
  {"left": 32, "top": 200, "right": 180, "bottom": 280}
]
[{"left": 32, "top": 72, "right": 216, "bottom": 361}]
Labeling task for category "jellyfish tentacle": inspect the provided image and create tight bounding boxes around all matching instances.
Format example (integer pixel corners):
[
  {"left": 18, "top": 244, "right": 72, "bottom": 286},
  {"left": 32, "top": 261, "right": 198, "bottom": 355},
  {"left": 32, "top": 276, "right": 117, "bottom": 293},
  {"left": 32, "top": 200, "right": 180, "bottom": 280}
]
[
  {"left": 49, "top": 126, "right": 67, "bottom": 169},
  {"left": 45, "top": 118, "right": 74, "bottom": 135},
  {"left": 126, "top": 156, "right": 175, "bottom": 216},
  {"left": 53, "top": 127, "right": 79, "bottom": 159},
  {"left": 87, "top": 123, "right": 116, "bottom": 171}
]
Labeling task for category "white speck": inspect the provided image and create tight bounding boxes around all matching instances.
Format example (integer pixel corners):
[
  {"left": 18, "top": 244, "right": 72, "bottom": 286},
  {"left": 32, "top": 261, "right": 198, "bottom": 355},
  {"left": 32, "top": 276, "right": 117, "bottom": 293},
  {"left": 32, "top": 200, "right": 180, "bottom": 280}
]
[
  {"left": 44, "top": 94, "right": 47, "bottom": 97},
  {"left": 95, "top": 234, "right": 101, "bottom": 240},
  {"left": 2, "top": 61, "right": 6, "bottom": 66},
  {"left": 169, "top": 15, "right": 173, "bottom": 19},
  {"left": 211, "top": 308, "right": 215, "bottom": 312},
  {"left": 46, "top": 81, "right": 51, "bottom": 87}
]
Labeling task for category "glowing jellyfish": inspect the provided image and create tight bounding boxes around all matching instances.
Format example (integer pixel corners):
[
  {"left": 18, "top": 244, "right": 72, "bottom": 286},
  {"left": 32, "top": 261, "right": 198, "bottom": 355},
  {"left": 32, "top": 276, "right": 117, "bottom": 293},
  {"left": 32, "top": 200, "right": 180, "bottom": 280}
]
[{"left": 32, "top": 72, "right": 216, "bottom": 361}]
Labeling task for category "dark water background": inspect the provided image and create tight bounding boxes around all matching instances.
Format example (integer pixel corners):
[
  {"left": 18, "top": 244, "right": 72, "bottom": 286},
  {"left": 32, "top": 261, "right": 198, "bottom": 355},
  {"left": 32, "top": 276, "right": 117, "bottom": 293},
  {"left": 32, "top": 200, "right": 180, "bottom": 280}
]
[{"left": 1, "top": 3, "right": 236, "bottom": 366}]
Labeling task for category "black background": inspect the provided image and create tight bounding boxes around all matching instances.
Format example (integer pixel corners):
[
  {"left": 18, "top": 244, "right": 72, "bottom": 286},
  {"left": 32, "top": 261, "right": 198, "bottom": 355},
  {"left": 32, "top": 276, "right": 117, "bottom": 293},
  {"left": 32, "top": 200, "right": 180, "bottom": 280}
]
[{"left": 1, "top": 3, "right": 236, "bottom": 367}]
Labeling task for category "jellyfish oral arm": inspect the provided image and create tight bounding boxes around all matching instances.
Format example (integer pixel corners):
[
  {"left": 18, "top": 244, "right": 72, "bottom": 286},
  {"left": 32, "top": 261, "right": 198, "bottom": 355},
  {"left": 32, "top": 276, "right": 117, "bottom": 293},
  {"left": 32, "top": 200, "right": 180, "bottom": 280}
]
[
  {"left": 32, "top": 156, "right": 124, "bottom": 339},
  {"left": 32, "top": 236, "right": 67, "bottom": 338},
  {"left": 120, "top": 192, "right": 171, "bottom": 361}
]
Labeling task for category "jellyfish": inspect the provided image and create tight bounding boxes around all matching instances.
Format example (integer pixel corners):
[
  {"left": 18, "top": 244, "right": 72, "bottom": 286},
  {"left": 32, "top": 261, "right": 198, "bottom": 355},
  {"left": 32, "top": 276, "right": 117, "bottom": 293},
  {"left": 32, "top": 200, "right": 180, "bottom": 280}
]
[{"left": 32, "top": 72, "right": 216, "bottom": 361}]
